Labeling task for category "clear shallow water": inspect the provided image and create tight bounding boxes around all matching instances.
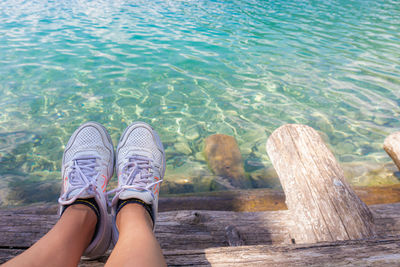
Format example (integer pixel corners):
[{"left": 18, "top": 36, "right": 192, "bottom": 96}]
[{"left": 0, "top": 0, "right": 400, "bottom": 205}]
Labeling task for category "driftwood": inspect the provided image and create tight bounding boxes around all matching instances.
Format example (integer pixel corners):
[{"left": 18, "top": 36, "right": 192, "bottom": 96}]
[
  {"left": 267, "top": 124, "right": 376, "bottom": 243},
  {"left": 0, "top": 203, "right": 399, "bottom": 265},
  {"left": 384, "top": 131, "right": 400, "bottom": 171}
]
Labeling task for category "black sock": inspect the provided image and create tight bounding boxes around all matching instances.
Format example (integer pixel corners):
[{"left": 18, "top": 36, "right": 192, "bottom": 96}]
[
  {"left": 116, "top": 198, "right": 154, "bottom": 225},
  {"left": 62, "top": 198, "right": 100, "bottom": 218},
  {"left": 61, "top": 198, "right": 100, "bottom": 239}
]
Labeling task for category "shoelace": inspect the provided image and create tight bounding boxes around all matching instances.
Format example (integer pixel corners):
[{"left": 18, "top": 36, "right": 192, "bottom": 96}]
[
  {"left": 58, "top": 156, "right": 101, "bottom": 205},
  {"left": 107, "top": 155, "right": 163, "bottom": 204}
]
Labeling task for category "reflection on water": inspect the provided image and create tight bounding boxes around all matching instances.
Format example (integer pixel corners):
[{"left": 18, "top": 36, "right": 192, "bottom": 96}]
[{"left": 0, "top": 0, "right": 400, "bottom": 206}]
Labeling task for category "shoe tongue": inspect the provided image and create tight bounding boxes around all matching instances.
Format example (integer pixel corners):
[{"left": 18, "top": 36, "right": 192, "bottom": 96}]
[{"left": 67, "top": 188, "right": 92, "bottom": 200}]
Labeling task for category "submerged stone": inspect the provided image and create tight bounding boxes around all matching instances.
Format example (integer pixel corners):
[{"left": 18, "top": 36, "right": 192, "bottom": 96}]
[
  {"left": 342, "top": 162, "right": 400, "bottom": 186},
  {"left": 160, "top": 179, "right": 195, "bottom": 195},
  {"left": 174, "top": 142, "right": 192, "bottom": 155},
  {"left": 204, "top": 134, "right": 251, "bottom": 188},
  {"left": 249, "top": 167, "right": 282, "bottom": 189}
]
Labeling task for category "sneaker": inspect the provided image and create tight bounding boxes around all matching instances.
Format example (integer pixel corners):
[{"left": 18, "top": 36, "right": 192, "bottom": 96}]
[
  {"left": 58, "top": 122, "right": 114, "bottom": 259},
  {"left": 110, "top": 122, "right": 165, "bottom": 244}
]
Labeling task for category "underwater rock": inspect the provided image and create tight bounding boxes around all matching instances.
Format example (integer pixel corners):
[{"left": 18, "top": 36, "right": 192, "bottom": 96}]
[
  {"left": 160, "top": 174, "right": 231, "bottom": 195},
  {"left": 342, "top": 162, "right": 400, "bottom": 186},
  {"left": 6, "top": 176, "right": 59, "bottom": 206},
  {"left": 249, "top": 167, "right": 282, "bottom": 189},
  {"left": 240, "top": 129, "right": 267, "bottom": 155},
  {"left": 185, "top": 127, "right": 200, "bottom": 141},
  {"left": 160, "top": 180, "right": 195, "bottom": 195},
  {"left": 204, "top": 134, "right": 251, "bottom": 188},
  {"left": 161, "top": 159, "right": 218, "bottom": 194},
  {"left": 192, "top": 175, "right": 233, "bottom": 192},
  {"left": 336, "top": 140, "right": 356, "bottom": 155},
  {"left": 194, "top": 152, "right": 206, "bottom": 162},
  {"left": 174, "top": 142, "right": 192, "bottom": 155}
]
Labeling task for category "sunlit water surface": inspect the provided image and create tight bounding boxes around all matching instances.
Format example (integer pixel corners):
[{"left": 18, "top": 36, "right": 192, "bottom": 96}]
[{"left": 1, "top": 0, "right": 400, "bottom": 206}]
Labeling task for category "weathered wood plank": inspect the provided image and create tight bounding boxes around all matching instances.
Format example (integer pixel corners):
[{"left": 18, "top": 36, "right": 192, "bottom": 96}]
[
  {"left": 164, "top": 237, "right": 400, "bottom": 266},
  {"left": 1, "top": 237, "right": 399, "bottom": 266},
  {"left": 1, "top": 203, "right": 399, "bottom": 252},
  {"left": 384, "top": 131, "right": 400, "bottom": 171},
  {"left": 267, "top": 124, "right": 376, "bottom": 243}
]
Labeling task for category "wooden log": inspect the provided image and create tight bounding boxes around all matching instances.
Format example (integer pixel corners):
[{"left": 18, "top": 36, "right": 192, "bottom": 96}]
[
  {"left": 384, "top": 131, "right": 400, "bottom": 171},
  {"left": 266, "top": 124, "right": 376, "bottom": 244},
  {"left": 1, "top": 236, "right": 399, "bottom": 266},
  {"left": 1, "top": 203, "right": 399, "bottom": 253},
  {"left": 204, "top": 134, "right": 251, "bottom": 188},
  {"left": 163, "top": 237, "right": 400, "bottom": 266},
  {"left": 0, "top": 203, "right": 399, "bottom": 265}
]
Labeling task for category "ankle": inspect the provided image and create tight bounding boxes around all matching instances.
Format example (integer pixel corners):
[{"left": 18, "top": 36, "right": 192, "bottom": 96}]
[
  {"left": 116, "top": 198, "right": 154, "bottom": 224},
  {"left": 116, "top": 203, "right": 154, "bottom": 232},
  {"left": 65, "top": 202, "right": 97, "bottom": 218},
  {"left": 61, "top": 204, "right": 98, "bottom": 233},
  {"left": 61, "top": 199, "right": 100, "bottom": 240}
]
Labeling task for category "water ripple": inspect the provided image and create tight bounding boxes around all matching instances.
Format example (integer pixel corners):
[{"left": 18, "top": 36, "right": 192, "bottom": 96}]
[{"left": 0, "top": 0, "right": 399, "bottom": 202}]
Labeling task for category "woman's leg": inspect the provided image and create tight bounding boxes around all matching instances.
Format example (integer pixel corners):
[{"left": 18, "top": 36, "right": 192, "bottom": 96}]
[
  {"left": 105, "top": 203, "right": 166, "bottom": 267},
  {"left": 3, "top": 204, "right": 96, "bottom": 267}
]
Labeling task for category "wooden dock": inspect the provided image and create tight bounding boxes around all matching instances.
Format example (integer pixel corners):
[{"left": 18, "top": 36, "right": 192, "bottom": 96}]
[
  {"left": 1, "top": 124, "right": 400, "bottom": 266},
  {"left": 0, "top": 202, "right": 399, "bottom": 266}
]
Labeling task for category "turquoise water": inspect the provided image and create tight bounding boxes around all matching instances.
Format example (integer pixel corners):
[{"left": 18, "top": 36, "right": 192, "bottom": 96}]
[{"left": 0, "top": 0, "right": 400, "bottom": 205}]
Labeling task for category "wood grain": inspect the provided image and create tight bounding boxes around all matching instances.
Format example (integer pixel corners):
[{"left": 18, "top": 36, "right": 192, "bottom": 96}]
[
  {"left": 267, "top": 124, "right": 376, "bottom": 243},
  {"left": 163, "top": 237, "right": 400, "bottom": 266},
  {"left": 0, "top": 203, "right": 399, "bottom": 265},
  {"left": 0, "top": 203, "right": 398, "bottom": 251},
  {"left": 2, "top": 237, "right": 399, "bottom": 267}
]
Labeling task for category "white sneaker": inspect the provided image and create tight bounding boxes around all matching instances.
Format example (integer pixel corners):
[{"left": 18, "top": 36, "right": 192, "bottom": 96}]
[
  {"left": 109, "top": 122, "right": 165, "bottom": 244},
  {"left": 58, "top": 122, "right": 114, "bottom": 259}
]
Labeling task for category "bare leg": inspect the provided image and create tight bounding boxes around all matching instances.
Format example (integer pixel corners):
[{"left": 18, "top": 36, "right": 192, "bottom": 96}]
[
  {"left": 3, "top": 205, "right": 96, "bottom": 267},
  {"left": 105, "top": 204, "right": 166, "bottom": 267}
]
